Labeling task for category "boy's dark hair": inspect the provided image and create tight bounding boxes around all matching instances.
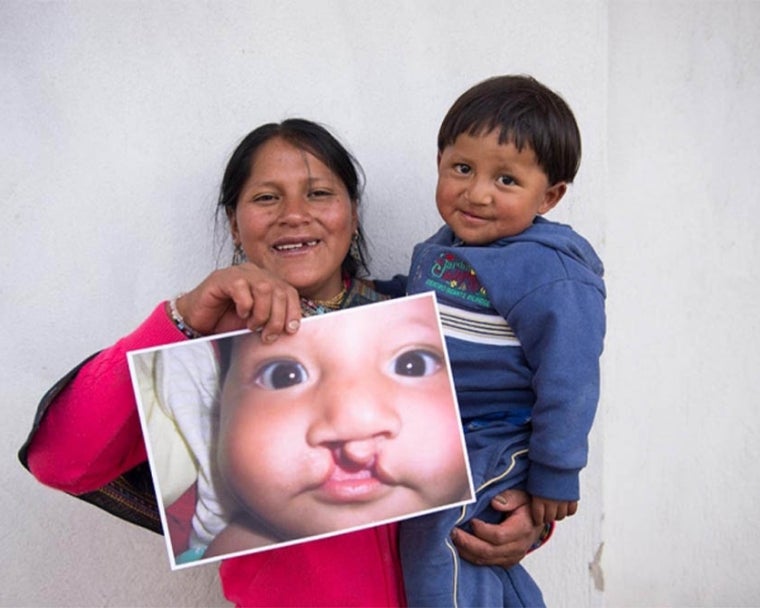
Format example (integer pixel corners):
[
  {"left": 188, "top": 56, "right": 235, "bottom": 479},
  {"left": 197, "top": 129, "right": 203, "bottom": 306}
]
[{"left": 437, "top": 75, "right": 581, "bottom": 185}]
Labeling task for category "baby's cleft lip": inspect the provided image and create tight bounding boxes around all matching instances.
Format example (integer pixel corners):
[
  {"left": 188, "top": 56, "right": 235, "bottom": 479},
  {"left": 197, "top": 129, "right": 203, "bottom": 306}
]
[{"left": 314, "top": 462, "right": 391, "bottom": 504}]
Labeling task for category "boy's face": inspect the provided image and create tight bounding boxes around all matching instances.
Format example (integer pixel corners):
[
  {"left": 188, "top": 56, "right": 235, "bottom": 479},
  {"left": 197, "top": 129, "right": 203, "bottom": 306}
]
[
  {"left": 436, "top": 130, "right": 566, "bottom": 244},
  {"left": 217, "top": 296, "right": 470, "bottom": 541}
]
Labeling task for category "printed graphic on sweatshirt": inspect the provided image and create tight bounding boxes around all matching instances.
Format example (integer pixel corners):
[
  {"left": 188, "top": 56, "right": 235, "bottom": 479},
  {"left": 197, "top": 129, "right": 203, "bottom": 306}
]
[
  {"left": 415, "top": 250, "right": 520, "bottom": 347},
  {"left": 423, "top": 251, "right": 490, "bottom": 308}
]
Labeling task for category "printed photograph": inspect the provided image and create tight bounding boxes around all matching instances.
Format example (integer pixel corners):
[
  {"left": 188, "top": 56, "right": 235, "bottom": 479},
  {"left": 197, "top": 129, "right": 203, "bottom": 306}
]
[{"left": 128, "top": 292, "right": 474, "bottom": 569}]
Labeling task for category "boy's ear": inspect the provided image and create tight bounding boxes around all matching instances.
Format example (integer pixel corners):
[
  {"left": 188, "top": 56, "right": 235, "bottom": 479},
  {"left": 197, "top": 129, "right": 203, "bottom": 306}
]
[
  {"left": 538, "top": 182, "right": 567, "bottom": 215},
  {"left": 436, "top": 151, "right": 442, "bottom": 167}
]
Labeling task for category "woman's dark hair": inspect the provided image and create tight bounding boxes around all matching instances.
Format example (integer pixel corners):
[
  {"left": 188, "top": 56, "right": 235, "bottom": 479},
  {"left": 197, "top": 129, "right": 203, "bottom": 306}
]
[
  {"left": 437, "top": 75, "right": 581, "bottom": 185},
  {"left": 217, "top": 118, "right": 369, "bottom": 277}
]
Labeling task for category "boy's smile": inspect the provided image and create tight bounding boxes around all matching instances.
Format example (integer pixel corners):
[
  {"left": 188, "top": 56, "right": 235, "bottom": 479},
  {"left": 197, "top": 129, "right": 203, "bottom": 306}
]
[{"left": 436, "top": 130, "right": 566, "bottom": 245}]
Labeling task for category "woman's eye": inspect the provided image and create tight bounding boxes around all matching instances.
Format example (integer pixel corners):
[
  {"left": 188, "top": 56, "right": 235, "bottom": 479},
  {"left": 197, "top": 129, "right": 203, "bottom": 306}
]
[
  {"left": 308, "top": 189, "right": 332, "bottom": 198},
  {"left": 498, "top": 175, "right": 516, "bottom": 186},
  {"left": 392, "top": 349, "right": 443, "bottom": 377},
  {"left": 254, "top": 360, "right": 309, "bottom": 390},
  {"left": 253, "top": 193, "right": 278, "bottom": 204}
]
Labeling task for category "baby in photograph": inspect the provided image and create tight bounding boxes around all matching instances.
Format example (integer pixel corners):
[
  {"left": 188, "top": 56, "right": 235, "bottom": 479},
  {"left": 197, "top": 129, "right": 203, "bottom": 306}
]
[{"left": 204, "top": 293, "right": 472, "bottom": 558}]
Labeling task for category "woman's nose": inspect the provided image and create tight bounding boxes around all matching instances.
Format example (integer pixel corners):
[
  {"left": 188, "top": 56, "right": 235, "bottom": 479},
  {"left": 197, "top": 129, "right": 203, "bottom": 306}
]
[
  {"left": 306, "top": 381, "right": 402, "bottom": 454},
  {"left": 278, "top": 193, "right": 311, "bottom": 223}
]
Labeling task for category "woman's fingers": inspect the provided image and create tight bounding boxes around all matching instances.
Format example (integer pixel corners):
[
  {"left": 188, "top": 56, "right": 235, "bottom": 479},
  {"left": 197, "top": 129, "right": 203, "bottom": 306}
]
[
  {"left": 245, "top": 269, "right": 302, "bottom": 341},
  {"left": 244, "top": 278, "right": 273, "bottom": 332},
  {"left": 174, "top": 265, "right": 302, "bottom": 338},
  {"left": 451, "top": 520, "right": 527, "bottom": 569},
  {"left": 451, "top": 490, "right": 544, "bottom": 569}
]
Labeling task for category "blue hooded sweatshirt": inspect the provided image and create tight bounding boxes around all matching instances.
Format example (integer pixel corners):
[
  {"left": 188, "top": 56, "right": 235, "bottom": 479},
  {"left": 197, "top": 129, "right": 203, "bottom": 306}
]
[{"left": 386, "top": 217, "right": 606, "bottom": 501}]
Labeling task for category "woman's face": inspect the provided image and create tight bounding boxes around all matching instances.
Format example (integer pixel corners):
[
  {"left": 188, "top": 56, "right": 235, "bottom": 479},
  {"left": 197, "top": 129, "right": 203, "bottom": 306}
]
[
  {"left": 217, "top": 295, "right": 471, "bottom": 541},
  {"left": 230, "top": 137, "right": 357, "bottom": 301}
]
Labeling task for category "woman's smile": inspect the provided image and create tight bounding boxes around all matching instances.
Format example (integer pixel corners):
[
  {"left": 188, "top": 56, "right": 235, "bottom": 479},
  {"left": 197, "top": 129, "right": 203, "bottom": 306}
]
[{"left": 271, "top": 238, "right": 322, "bottom": 254}]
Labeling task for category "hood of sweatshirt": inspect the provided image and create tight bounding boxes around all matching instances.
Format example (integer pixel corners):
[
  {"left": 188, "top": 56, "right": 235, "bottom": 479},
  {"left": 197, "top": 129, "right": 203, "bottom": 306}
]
[{"left": 434, "top": 216, "right": 604, "bottom": 279}]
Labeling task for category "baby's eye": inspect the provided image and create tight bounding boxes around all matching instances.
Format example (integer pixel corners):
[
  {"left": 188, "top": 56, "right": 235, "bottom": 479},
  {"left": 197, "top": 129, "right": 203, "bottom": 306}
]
[
  {"left": 392, "top": 349, "right": 443, "bottom": 377},
  {"left": 498, "top": 175, "right": 516, "bottom": 186},
  {"left": 454, "top": 163, "right": 471, "bottom": 175},
  {"left": 254, "top": 360, "right": 309, "bottom": 390}
]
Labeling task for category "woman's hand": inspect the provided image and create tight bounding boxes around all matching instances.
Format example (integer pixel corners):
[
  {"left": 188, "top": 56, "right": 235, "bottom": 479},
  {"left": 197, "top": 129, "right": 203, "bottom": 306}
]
[
  {"left": 174, "top": 264, "right": 302, "bottom": 341},
  {"left": 450, "top": 489, "right": 545, "bottom": 569}
]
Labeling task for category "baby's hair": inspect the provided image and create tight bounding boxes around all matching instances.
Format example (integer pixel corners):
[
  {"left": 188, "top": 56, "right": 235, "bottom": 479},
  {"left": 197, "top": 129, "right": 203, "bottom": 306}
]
[
  {"left": 216, "top": 336, "right": 235, "bottom": 384},
  {"left": 437, "top": 75, "right": 581, "bottom": 185}
]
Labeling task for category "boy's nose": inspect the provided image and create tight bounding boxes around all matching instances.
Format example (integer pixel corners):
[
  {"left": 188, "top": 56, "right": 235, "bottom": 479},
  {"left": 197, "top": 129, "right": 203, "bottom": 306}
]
[{"left": 465, "top": 179, "right": 493, "bottom": 205}]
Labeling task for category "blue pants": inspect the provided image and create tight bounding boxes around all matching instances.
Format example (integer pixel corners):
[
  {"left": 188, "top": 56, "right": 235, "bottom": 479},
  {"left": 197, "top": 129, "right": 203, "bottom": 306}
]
[{"left": 400, "top": 423, "right": 544, "bottom": 607}]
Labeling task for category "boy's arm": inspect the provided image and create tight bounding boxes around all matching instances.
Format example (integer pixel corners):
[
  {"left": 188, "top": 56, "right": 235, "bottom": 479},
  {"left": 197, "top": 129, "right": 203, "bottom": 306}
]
[
  {"left": 508, "top": 277, "right": 606, "bottom": 502},
  {"left": 372, "top": 274, "right": 409, "bottom": 298}
]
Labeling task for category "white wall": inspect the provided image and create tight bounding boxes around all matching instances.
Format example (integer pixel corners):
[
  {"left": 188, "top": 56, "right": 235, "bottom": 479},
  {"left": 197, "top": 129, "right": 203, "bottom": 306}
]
[
  {"left": 1, "top": 1, "right": 757, "bottom": 606},
  {"left": 603, "top": 2, "right": 760, "bottom": 605}
]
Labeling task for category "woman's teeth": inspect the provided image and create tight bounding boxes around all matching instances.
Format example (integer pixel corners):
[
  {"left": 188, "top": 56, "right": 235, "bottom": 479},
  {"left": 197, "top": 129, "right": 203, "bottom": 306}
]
[{"left": 275, "top": 240, "right": 318, "bottom": 252}]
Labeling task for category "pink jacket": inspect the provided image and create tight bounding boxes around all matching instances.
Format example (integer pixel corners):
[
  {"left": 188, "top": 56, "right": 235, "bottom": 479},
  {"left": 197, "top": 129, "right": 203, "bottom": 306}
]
[{"left": 24, "top": 303, "right": 406, "bottom": 607}]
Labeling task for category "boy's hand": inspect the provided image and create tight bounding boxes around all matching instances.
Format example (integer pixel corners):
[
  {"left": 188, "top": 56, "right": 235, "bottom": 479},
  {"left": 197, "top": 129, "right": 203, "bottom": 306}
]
[{"left": 531, "top": 496, "right": 578, "bottom": 525}]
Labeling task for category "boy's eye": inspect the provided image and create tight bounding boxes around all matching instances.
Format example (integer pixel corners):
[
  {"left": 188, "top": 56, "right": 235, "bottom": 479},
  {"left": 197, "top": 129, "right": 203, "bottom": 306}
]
[
  {"left": 392, "top": 349, "right": 443, "bottom": 377},
  {"left": 453, "top": 163, "right": 471, "bottom": 175},
  {"left": 498, "top": 175, "right": 516, "bottom": 186},
  {"left": 254, "top": 360, "right": 309, "bottom": 390}
]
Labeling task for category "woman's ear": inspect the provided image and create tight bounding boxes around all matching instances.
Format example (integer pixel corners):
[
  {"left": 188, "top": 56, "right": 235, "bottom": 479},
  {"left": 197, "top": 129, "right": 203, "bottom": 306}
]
[
  {"left": 350, "top": 200, "right": 359, "bottom": 234},
  {"left": 228, "top": 208, "right": 240, "bottom": 245},
  {"left": 538, "top": 182, "right": 567, "bottom": 215}
]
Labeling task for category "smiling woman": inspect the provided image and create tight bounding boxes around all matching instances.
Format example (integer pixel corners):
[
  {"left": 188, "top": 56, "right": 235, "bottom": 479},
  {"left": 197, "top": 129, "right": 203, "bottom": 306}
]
[
  {"left": 176, "top": 119, "right": 371, "bottom": 341},
  {"left": 19, "top": 118, "right": 544, "bottom": 607},
  {"left": 219, "top": 121, "right": 362, "bottom": 303}
]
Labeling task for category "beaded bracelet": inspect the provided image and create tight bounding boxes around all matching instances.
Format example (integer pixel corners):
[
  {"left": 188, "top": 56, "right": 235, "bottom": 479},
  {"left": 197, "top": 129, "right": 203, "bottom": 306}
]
[
  {"left": 529, "top": 522, "right": 554, "bottom": 553},
  {"left": 168, "top": 296, "right": 203, "bottom": 339}
]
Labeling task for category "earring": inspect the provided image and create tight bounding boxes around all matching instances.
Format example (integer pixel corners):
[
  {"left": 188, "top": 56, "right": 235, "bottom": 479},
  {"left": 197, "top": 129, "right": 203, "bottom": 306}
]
[
  {"left": 349, "top": 232, "right": 361, "bottom": 263},
  {"left": 232, "top": 243, "right": 247, "bottom": 266}
]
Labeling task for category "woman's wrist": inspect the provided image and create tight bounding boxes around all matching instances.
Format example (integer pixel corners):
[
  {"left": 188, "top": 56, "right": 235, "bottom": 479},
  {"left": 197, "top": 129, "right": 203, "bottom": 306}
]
[
  {"left": 167, "top": 296, "right": 203, "bottom": 339},
  {"left": 528, "top": 522, "right": 554, "bottom": 553}
]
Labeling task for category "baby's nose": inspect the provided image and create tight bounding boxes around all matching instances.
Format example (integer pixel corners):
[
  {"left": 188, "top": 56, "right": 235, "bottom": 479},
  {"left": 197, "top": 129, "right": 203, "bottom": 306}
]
[
  {"left": 307, "top": 379, "right": 403, "bottom": 448},
  {"left": 334, "top": 438, "right": 379, "bottom": 468}
]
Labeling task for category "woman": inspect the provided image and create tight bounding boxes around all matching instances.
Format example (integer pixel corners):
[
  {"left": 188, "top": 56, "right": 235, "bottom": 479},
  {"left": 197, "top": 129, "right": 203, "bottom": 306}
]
[{"left": 19, "top": 119, "right": 545, "bottom": 606}]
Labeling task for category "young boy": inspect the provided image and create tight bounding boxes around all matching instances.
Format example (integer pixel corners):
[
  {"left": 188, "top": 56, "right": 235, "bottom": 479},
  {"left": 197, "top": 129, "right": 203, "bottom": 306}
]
[{"left": 392, "top": 75, "right": 606, "bottom": 606}]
